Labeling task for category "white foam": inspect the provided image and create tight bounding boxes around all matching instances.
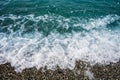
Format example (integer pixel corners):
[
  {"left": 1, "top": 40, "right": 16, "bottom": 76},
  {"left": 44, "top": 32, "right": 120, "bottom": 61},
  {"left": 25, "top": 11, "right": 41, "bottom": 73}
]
[
  {"left": 85, "top": 68, "right": 94, "bottom": 80},
  {"left": 0, "top": 14, "right": 120, "bottom": 72}
]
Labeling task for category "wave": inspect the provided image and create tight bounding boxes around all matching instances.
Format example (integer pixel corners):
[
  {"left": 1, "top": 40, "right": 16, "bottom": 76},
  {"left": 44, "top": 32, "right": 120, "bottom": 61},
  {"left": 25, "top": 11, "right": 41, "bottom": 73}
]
[
  {"left": 0, "top": 14, "right": 119, "bottom": 34},
  {"left": 0, "top": 14, "right": 120, "bottom": 72}
]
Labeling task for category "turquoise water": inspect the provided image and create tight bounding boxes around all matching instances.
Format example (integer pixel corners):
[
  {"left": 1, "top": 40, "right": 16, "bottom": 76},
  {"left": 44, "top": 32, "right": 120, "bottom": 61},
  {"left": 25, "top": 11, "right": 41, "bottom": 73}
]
[
  {"left": 0, "top": 0, "right": 120, "bottom": 17},
  {"left": 0, "top": 0, "right": 120, "bottom": 34},
  {"left": 0, "top": 0, "right": 120, "bottom": 71}
]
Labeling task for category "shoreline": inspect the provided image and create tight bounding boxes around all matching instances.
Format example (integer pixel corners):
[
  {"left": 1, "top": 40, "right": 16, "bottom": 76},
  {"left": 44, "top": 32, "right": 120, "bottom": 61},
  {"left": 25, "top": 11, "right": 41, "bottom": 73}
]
[{"left": 0, "top": 61, "right": 120, "bottom": 80}]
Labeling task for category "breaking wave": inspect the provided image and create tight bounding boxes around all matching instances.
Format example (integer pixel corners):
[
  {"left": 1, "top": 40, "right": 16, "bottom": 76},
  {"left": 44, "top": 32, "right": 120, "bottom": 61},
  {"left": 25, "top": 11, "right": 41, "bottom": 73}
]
[{"left": 0, "top": 14, "right": 120, "bottom": 72}]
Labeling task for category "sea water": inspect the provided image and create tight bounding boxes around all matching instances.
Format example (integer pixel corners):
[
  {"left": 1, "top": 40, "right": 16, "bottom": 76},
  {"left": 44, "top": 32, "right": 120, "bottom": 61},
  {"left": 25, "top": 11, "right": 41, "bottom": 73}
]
[{"left": 0, "top": 0, "right": 120, "bottom": 72}]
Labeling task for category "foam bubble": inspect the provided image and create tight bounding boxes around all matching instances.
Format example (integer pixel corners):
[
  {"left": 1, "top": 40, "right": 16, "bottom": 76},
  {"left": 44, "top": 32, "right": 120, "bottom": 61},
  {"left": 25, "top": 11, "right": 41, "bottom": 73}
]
[{"left": 0, "top": 14, "right": 120, "bottom": 72}]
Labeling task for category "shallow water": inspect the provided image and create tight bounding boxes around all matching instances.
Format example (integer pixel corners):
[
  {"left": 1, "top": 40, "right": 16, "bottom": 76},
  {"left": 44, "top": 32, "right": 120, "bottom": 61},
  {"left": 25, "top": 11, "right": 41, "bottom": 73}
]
[{"left": 0, "top": 0, "right": 120, "bottom": 71}]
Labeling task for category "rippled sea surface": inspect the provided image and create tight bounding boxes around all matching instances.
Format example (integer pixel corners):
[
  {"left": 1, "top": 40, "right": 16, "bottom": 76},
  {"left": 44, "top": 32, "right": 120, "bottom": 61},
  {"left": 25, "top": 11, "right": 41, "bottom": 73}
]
[{"left": 0, "top": 0, "right": 120, "bottom": 71}]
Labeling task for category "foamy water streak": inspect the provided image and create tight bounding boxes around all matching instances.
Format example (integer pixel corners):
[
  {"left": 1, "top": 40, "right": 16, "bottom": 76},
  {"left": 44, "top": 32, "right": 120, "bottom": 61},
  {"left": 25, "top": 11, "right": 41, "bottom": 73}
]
[{"left": 0, "top": 14, "right": 120, "bottom": 72}]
